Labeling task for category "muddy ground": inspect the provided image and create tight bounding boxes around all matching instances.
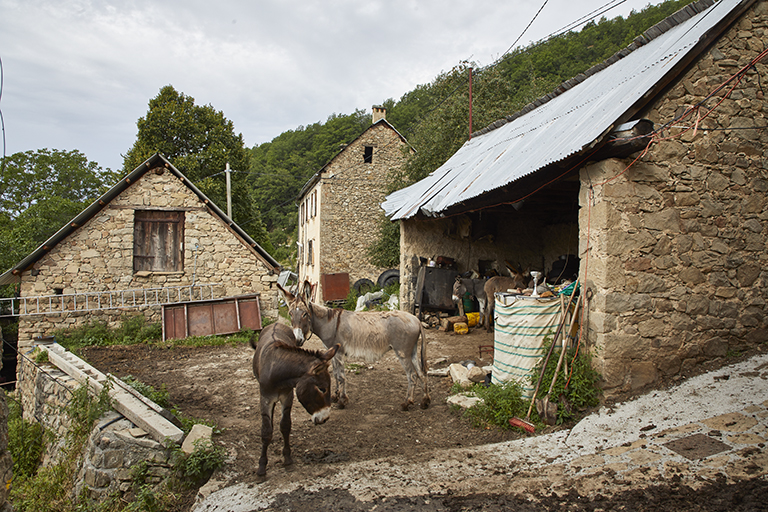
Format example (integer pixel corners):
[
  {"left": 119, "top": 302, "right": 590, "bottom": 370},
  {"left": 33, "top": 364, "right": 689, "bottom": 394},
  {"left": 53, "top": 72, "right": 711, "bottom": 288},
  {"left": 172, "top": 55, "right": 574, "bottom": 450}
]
[{"left": 79, "top": 324, "right": 768, "bottom": 511}]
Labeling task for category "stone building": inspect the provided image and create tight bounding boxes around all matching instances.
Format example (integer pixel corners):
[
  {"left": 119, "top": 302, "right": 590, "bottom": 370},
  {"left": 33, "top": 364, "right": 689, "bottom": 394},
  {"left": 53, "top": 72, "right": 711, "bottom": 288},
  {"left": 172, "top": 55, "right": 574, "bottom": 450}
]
[
  {"left": 297, "top": 107, "right": 412, "bottom": 302},
  {"left": 383, "top": 0, "right": 767, "bottom": 397},
  {"left": 0, "top": 153, "right": 281, "bottom": 355}
]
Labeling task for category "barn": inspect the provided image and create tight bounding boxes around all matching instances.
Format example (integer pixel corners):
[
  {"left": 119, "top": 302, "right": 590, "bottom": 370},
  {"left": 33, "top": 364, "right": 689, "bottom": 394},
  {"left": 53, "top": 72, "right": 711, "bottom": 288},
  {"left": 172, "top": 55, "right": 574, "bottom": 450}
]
[
  {"left": 383, "top": 0, "right": 768, "bottom": 397},
  {"left": 0, "top": 153, "right": 282, "bottom": 360}
]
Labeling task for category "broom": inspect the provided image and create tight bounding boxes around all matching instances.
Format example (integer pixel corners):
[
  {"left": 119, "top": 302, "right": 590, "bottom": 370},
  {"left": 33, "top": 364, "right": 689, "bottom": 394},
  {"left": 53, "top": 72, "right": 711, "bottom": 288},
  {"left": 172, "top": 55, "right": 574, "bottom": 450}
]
[{"left": 509, "top": 280, "right": 580, "bottom": 433}]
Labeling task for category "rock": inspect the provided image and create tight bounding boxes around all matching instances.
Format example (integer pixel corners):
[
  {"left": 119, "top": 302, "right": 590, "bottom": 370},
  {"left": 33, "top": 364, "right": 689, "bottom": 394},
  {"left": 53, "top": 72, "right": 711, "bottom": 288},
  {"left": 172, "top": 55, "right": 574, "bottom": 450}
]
[
  {"left": 468, "top": 366, "right": 487, "bottom": 383},
  {"left": 182, "top": 424, "right": 214, "bottom": 454},
  {"left": 449, "top": 363, "right": 472, "bottom": 387},
  {"left": 446, "top": 394, "right": 483, "bottom": 409}
]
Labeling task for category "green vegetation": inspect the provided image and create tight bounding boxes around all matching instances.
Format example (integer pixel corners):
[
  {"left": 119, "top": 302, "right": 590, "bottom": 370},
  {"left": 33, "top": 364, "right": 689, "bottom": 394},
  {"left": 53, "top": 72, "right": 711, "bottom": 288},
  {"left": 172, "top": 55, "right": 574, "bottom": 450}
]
[
  {"left": 452, "top": 339, "right": 601, "bottom": 431},
  {"left": 52, "top": 315, "right": 257, "bottom": 354},
  {"left": 9, "top": 384, "right": 113, "bottom": 512}
]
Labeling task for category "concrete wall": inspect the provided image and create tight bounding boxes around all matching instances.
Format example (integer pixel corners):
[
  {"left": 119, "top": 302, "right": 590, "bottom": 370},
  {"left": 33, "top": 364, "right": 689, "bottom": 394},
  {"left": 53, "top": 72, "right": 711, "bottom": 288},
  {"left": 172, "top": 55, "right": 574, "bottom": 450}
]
[
  {"left": 16, "top": 167, "right": 279, "bottom": 351},
  {"left": 581, "top": 1, "right": 768, "bottom": 396}
]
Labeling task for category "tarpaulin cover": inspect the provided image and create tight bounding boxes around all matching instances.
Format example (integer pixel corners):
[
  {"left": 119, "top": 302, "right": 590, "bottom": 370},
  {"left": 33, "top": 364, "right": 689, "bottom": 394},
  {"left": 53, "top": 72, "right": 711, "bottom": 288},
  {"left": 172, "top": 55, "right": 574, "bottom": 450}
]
[{"left": 491, "top": 296, "right": 562, "bottom": 399}]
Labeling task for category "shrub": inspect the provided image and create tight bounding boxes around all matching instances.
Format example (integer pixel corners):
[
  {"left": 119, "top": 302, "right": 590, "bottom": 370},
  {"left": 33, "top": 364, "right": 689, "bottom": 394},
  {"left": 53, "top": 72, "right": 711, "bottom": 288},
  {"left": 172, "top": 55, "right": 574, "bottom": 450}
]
[{"left": 462, "top": 380, "right": 528, "bottom": 429}]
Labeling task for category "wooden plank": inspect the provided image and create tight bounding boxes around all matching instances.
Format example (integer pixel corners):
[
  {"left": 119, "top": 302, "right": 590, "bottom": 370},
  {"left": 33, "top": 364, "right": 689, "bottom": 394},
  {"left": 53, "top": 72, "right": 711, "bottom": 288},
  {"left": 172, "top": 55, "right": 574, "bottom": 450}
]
[{"left": 41, "top": 344, "right": 184, "bottom": 446}]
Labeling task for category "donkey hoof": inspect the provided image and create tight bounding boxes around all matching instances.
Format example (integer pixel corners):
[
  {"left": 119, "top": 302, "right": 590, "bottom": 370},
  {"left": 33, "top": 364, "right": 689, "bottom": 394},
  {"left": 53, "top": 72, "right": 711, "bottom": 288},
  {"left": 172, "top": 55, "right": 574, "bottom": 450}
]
[
  {"left": 420, "top": 398, "right": 431, "bottom": 409},
  {"left": 400, "top": 401, "right": 412, "bottom": 412},
  {"left": 255, "top": 472, "right": 267, "bottom": 484}
]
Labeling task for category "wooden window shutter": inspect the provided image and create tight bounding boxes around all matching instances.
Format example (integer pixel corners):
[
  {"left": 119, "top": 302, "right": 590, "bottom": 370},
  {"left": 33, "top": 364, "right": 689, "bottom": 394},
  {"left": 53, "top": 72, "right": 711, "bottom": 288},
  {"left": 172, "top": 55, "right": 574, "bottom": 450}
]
[{"left": 133, "top": 210, "right": 184, "bottom": 272}]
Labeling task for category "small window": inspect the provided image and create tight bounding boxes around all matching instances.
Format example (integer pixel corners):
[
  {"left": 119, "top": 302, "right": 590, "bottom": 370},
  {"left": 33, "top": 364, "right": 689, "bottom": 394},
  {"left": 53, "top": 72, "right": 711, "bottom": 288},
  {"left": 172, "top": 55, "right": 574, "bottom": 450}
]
[
  {"left": 363, "top": 146, "right": 373, "bottom": 164},
  {"left": 312, "top": 191, "right": 317, "bottom": 217},
  {"left": 133, "top": 210, "right": 184, "bottom": 272},
  {"left": 307, "top": 239, "right": 314, "bottom": 266}
]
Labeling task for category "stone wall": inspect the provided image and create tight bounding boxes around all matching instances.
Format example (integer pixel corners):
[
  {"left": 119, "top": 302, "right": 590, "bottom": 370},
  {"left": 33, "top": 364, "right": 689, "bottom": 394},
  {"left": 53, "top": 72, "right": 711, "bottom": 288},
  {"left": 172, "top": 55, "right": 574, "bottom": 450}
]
[
  {"left": 318, "top": 122, "right": 411, "bottom": 291},
  {"left": 16, "top": 346, "right": 175, "bottom": 502},
  {"left": 581, "top": 1, "right": 768, "bottom": 396},
  {"left": 399, "top": 213, "right": 577, "bottom": 313},
  {"left": 16, "top": 167, "right": 279, "bottom": 351}
]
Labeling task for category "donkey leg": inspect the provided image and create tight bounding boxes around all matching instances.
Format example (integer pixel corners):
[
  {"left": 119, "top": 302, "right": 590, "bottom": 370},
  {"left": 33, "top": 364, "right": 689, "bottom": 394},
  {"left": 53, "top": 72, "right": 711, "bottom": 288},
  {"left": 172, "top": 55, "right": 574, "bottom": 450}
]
[
  {"left": 410, "top": 347, "right": 431, "bottom": 410},
  {"left": 331, "top": 355, "right": 348, "bottom": 409},
  {"left": 257, "top": 399, "right": 276, "bottom": 479},
  {"left": 396, "top": 351, "right": 416, "bottom": 411},
  {"left": 279, "top": 392, "right": 294, "bottom": 467}
]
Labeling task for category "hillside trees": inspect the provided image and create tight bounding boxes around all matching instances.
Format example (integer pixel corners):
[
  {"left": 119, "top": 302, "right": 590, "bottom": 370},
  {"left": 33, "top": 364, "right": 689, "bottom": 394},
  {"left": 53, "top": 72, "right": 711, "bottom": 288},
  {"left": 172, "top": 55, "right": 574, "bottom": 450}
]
[{"left": 122, "top": 85, "right": 272, "bottom": 252}]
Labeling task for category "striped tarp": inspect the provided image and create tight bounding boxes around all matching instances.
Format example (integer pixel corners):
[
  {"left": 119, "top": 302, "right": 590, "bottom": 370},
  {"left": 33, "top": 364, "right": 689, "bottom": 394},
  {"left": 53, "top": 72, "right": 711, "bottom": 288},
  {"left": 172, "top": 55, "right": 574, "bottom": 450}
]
[{"left": 491, "top": 296, "right": 562, "bottom": 399}]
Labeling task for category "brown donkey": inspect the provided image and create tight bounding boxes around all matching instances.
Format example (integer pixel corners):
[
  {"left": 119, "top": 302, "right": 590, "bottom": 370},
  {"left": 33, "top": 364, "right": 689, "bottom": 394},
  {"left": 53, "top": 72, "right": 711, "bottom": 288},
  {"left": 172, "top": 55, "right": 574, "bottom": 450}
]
[{"left": 251, "top": 322, "right": 339, "bottom": 480}]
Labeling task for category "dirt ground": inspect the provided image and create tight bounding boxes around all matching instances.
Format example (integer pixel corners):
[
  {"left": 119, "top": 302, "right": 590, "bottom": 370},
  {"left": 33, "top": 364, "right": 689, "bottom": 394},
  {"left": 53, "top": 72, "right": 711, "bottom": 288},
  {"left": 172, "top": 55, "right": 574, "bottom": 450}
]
[{"left": 78, "top": 324, "right": 768, "bottom": 512}]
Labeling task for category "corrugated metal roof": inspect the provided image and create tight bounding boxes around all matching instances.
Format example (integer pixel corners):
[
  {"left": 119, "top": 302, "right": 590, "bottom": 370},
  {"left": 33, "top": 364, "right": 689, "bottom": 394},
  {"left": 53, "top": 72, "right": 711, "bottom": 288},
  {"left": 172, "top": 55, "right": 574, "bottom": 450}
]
[
  {"left": 383, "top": 0, "right": 749, "bottom": 220},
  {"left": 0, "top": 153, "right": 280, "bottom": 285}
]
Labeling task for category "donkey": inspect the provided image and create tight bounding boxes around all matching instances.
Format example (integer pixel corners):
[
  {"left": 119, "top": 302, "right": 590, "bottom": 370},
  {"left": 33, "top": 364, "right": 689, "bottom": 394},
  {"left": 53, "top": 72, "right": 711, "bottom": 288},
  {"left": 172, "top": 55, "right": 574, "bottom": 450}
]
[
  {"left": 483, "top": 270, "right": 527, "bottom": 331},
  {"left": 251, "top": 322, "right": 339, "bottom": 480},
  {"left": 279, "top": 282, "right": 430, "bottom": 411},
  {"left": 451, "top": 277, "right": 487, "bottom": 321}
]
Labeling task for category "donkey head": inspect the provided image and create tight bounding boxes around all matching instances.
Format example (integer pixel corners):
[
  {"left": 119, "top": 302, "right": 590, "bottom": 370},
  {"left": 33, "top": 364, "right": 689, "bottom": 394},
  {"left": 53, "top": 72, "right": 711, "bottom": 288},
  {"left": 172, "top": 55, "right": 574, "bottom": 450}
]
[
  {"left": 295, "top": 344, "right": 339, "bottom": 424},
  {"left": 451, "top": 277, "right": 467, "bottom": 304},
  {"left": 277, "top": 281, "right": 314, "bottom": 346}
]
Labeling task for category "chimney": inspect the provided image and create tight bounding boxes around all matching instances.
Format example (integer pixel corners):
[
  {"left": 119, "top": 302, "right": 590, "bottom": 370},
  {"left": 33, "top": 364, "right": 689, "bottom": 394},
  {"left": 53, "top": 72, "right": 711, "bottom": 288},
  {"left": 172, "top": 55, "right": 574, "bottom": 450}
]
[{"left": 372, "top": 105, "right": 386, "bottom": 124}]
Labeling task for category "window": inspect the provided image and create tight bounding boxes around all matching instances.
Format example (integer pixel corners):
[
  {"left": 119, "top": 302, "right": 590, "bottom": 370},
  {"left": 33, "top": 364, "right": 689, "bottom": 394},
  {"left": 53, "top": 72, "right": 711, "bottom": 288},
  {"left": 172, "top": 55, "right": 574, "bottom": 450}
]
[
  {"left": 363, "top": 146, "right": 373, "bottom": 164},
  {"left": 307, "top": 239, "right": 314, "bottom": 266},
  {"left": 133, "top": 210, "right": 184, "bottom": 272}
]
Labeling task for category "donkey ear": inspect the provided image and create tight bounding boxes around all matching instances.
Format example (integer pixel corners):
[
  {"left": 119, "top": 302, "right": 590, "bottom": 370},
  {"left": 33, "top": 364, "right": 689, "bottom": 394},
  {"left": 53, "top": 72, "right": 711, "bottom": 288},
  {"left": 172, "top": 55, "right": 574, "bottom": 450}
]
[
  {"left": 321, "top": 343, "right": 340, "bottom": 361},
  {"left": 277, "top": 282, "right": 295, "bottom": 303}
]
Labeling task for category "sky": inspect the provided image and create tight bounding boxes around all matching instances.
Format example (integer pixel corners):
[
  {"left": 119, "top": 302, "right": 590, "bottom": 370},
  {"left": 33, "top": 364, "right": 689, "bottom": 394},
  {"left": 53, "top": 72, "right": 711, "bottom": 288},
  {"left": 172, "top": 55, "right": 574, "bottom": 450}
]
[{"left": 0, "top": 0, "right": 666, "bottom": 173}]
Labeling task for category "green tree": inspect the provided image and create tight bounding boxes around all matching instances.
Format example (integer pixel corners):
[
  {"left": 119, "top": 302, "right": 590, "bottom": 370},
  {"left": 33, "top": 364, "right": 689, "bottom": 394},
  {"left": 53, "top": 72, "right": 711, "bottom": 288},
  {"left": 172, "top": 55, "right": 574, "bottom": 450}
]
[
  {"left": 0, "top": 148, "right": 115, "bottom": 219},
  {"left": 123, "top": 85, "right": 272, "bottom": 252},
  {"left": 0, "top": 149, "right": 115, "bottom": 290}
]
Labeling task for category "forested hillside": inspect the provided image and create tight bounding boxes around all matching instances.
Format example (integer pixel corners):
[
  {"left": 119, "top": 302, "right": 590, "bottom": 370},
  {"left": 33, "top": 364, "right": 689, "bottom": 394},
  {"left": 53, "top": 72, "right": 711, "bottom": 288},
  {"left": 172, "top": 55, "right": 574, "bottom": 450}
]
[{"left": 250, "top": 0, "right": 696, "bottom": 266}]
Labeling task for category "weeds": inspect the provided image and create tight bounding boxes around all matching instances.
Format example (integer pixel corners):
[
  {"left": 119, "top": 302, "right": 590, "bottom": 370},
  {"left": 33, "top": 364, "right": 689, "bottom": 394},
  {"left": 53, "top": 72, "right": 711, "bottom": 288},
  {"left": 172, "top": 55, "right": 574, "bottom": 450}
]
[
  {"left": 172, "top": 438, "right": 227, "bottom": 486},
  {"left": 529, "top": 340, "right": 601, "bottom": 425},
  {"left": 9, "top": 383, "right": 113, "bottom": 512},
  {"left": 461, "top": 381, "right": 528, "bottom": 430},
  {"left": 342, "top": 281, "right": 400, "bottom": 311},
  {"left": 452, "top": 339, "right": 602, "bottom": 431}
]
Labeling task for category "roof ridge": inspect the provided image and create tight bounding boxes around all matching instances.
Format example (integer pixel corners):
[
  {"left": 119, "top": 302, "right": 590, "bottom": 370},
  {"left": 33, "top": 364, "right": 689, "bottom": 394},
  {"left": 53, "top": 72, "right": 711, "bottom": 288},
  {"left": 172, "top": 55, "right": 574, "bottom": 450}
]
[{"left": 471, "top": 0, "right": 716, "bottom": 139}]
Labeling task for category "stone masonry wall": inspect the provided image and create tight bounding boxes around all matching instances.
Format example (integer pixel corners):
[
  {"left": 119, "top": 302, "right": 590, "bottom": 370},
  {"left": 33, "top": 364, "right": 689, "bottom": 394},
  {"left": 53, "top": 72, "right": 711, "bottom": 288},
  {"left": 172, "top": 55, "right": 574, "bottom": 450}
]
[
  {"left": 16, "top": 167, "right": 278, "bottom": 350},
  {"left": 581, "top": 1, "right": 768, "bottom": 397},
  {"left": 320, "top": 123, "right": 411, "bottom": 289},
  {"left": 16, "top": 347, "right": 173, "bottom": 502},
  {"left": 399, "top": 214, "right": 577, "bottom": 313}
]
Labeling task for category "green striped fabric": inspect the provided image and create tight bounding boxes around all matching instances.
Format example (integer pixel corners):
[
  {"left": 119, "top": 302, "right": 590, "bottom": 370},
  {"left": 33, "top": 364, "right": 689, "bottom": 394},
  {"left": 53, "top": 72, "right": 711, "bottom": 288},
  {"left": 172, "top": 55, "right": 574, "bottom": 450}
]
[{"left": 491, "top": 296, "right": 561, "bottom": 399}]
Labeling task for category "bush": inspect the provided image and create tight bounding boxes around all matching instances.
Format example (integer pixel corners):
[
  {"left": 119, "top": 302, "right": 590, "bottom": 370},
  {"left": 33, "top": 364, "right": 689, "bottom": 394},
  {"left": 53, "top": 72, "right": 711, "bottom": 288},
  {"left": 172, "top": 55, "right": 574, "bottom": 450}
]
[
  {"left": 462, "top": 380, "right": 528, "bottom": 429},
  {"left": 172, "top": 438, "right": 227, "bottom": 486}
]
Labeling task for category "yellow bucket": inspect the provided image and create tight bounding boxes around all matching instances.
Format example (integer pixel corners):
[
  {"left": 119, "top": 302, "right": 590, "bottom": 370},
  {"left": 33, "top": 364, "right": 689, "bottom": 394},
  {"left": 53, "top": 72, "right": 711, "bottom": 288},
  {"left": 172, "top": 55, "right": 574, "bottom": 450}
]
[
  {"left": 466, "top": 312, "right": 480, "bottom": 327},
  {"left": 454, "top": 322, "right": 469, "bottom": 335}
]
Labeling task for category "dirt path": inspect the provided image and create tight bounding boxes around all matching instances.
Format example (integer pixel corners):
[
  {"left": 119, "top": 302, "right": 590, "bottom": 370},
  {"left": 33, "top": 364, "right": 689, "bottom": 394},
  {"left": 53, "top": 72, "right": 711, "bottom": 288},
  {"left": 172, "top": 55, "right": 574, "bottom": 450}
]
[{"left": 79, "top": 326, "right": 527, "bottom": 485}]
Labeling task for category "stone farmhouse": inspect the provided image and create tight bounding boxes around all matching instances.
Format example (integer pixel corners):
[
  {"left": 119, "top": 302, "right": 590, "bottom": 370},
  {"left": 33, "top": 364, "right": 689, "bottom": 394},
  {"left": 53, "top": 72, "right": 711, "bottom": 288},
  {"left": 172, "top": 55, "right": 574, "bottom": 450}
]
[
  {"left": 0, "top": 153, "right": 282, "bottom": 355},
  {"left": 297, "top": 107, "right": 413, "bottom": 302},
  {"left": 383, "top": 0, "right": 768, "bottom": 398}
]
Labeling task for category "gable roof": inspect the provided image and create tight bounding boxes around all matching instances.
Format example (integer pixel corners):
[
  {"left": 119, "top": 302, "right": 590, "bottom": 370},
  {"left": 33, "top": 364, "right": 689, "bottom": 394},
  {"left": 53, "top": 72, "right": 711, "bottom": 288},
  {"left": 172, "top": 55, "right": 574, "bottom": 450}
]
[
  {"left": 298, "top": 118, "right": 412, "bottom": 200},
  {"left": 383, "top": 0, "right": 754, "bottom": 220},
  {"left": 0, "top": 153, "right": 280, "bottom": 285}
]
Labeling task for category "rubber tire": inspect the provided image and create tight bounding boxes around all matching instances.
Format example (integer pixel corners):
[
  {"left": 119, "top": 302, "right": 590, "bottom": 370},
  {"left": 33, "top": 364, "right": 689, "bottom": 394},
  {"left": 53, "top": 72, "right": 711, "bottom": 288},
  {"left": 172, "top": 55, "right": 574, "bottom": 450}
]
[
  {"left": 353, "top": 278, "right": 376, "bottom": 295},
  {"left": 377, "top": 269, "right": 400, "bottom": 289}
]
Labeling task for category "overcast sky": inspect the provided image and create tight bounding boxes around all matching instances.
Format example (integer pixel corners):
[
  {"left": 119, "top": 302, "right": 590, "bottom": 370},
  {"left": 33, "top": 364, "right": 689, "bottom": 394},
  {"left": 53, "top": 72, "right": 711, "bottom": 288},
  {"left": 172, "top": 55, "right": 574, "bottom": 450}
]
[{"left": 1, "top": 0, "right": 664, "bottom": 172}]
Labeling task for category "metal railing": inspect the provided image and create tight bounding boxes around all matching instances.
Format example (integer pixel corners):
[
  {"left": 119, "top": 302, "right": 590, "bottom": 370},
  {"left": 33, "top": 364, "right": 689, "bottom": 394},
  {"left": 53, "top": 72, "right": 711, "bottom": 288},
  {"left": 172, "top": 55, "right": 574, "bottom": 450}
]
[{"left": 0, "top": 283, "right": 222, "bottom": 317}]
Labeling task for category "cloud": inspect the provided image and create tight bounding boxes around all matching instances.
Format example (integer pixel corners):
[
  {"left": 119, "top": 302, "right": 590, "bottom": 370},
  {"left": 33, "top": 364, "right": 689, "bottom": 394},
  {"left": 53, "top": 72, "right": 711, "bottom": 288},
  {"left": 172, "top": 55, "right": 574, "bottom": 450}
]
[{"left": 0, "top": 0, "right": 660, "bottom": 171}]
